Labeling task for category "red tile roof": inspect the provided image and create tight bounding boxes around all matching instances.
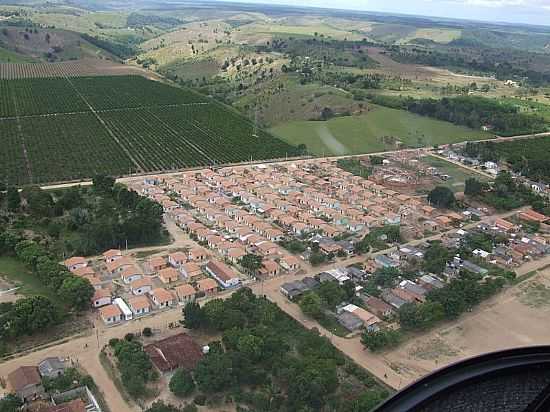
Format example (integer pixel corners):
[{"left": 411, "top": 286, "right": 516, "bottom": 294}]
[{"left": 144, "top": 333, "right": 203, "bottom": 373}]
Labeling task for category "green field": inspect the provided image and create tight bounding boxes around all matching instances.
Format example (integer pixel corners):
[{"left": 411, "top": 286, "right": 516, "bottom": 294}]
[
  {"left": 422, "top": 155, "right": 491, "bottom": 192},
  {"left": 0, "top": 257, "right": 56, "bottom": 300},
  {"left": 0, "top": 75, "right": 299, "bottom": 185},
  {"left": 270, "top": 105, "right": 492, "bottom": 156}
]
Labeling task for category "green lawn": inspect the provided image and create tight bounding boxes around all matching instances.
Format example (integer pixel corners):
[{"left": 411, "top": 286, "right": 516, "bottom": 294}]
[
  {"left": 0, "top": 256, "right": 56, "bottom": 300},
  {"left": 270, "top": 105, "right": 492, "bottom": 156},
  {"left": 422, "top": 155, "right": 490, "bottom": 192},
  {"left": 0, "top": 47, "right": 37, "bottom": 63}
]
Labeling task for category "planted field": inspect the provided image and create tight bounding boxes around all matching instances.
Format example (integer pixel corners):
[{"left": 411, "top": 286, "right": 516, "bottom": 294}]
[
  {"left": 270, "top": 105, "right": 491, "bottom": 156},
  {"left": 0, "top": 75, "right": 299, "bottom": 185}
]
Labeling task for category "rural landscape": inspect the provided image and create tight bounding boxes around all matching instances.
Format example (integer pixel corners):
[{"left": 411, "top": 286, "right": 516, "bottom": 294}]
[{"left": 1, "top": 0, "right": 550, "bottom": 411}]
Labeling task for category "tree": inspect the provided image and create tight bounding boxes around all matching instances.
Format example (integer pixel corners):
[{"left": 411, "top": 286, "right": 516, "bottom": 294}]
[
  {"left": 195, "top": 352, "right": 234, "bottom": 392},
  {"left": 464, "top": 178, "right": 484, "bottom": 197},
  {"left": 145, "top": 401, "right": 181, "bottom": 412},
  {"left": 317, "top": 281, "right": 346, "bottom": 309},
  {"left": 59, "top": 276, "right": 94, "bottom": 311},
  {"left": 361, "top": 328, "right": 401, "bottom": 351},
  {"left": 398, "top": 302, "right": 445, "bottom": 330},
  {"left": 182, "top": 302, "right": 205, "bottom": 329},
  {"left": 6, "top": 187, "right": 20, "bottom": 212},
  {"left": 427, "top": 186, "right": 456, "bottom": 209},
  {"left": 351, "top": 389, "right": 389, "bottom": 412},
  {"left": 21, "top": 187, "right": 54, "bottom": 217},
  {"left": 169, "top": 369, "right": 196, "bottom": 398},
  {"left": 299, "top": 292, "right": 322, "bottom": 319},
  {"left": 92, "top": 175, "right": 115, "bottom": 194},
  {"left": 423, "top": 241, "right": 452, "bottom": 274},
  {"left": 239, "top": 254, "right": 263, "bottom": 275},
  {"left": 0, "top": 394, "right": 22, "bottom": 412}
]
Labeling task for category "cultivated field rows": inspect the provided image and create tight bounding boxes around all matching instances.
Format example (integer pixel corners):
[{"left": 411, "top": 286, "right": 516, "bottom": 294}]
[{"left": 0, "top": 75, "right": 299, "bottom": 185}]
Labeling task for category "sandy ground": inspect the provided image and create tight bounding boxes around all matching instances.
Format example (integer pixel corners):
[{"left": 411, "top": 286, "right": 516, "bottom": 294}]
[{"left": 383, "top": 266, "right": 550, "bottom": 384}]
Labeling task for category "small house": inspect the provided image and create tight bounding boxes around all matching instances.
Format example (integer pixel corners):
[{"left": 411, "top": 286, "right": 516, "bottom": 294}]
[
  {"left": 150, "top": 288, "right": 175, "bottom": 308},
  {"left": 196, "top": 278, "right": 218, "bottom": 296},
  {"left": 205, "top": 260, "right": 241, "bottom": 289},
  {"left": 149, "top": 256, "right": 168, "bottom": 272},
  {"left": 38, "top": 358, "right": 66, "bottom": 379},
  {"left": 106, "top": 257, "right": 133, "bottom": 275},
  {"left": 103, "top": 249, "right": 122, "bottom": 263},
  {"left": 159, "top": 267, "right": 179, "bottom": 284},
  {"left": 64, "top": 257, "right": 87, "bottom": 272},
  {"left": 99, "top": 304, "right": 122, "bottom": 325},
  {"left": 131, "top": 278, "right": 153, "bottom": 295},
  {"left": 128, "top": 295, "right": 152, "bottom": 316},
  {"left": 91, "top": 288, "right": 112, "bottom": 308},
  {"left": 7, "top": 366, "right": 45, "bottom": 402},
  {"left": 168, "top": 252, "right": 187, "bottom": 268},
  {"left": 121, "top": 265, "right": 143, "bottom": 284},
  {"left": 114, "top": 298, "right": 133, "bottom": 321},
  {"left": 175, "top": 284, "right": 196, "bottom": 304}
]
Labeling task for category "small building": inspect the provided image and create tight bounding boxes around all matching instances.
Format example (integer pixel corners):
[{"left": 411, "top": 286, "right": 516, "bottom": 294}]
[
  {"left": 149, "top": 256, "right": 168, "bottom": 272},
  {"left": 365, "top": 296, "right": 394, "bottom": 318},
  {"left": 259, "top": 259, "right": 280, "bottom": 277},
  {"left": 280, "top": 254, "right": 300, "bottom": 271},
  {"left": 64, "top": 257, "right": 87, "bottom": 272},
  {"left": 188, "top": 246, "right": 209, "bottom": 262},
  {"left": 337, "top": 311, "right": 363, "bottom": 332},
  {"left": 144, "top": 333, "right": 203, "bottom": 373},
  {"left": 159, "top": 267, "right": 179, "bottom": 284},
  {"left": 374, "top": 255, "right": 399, "bottom": 269},
  {"left": 114, "top": 297, "right": 133, "bottom": 321},
  {"left": 150, "top": 288, "right": 175, "bottom": 308},
  {"left": 38, "top": 357, "right": 66, "bottom": 379},
  {"left": 7, "top": 366, "right": 45, "bottom": 402},
  {"left": 121, "top": 265, "right": 143, "bottom": 284},
  {"left": 130, "top": 278, "right": 153, "bottom": 295},
  {"left": 72, "top": 266, "right": 96, "bottom": 278},
  {"left": 175, "top": 284, "right": 196, "bottom": 304},
  {"left": 99, "top": 304, "right": 123, "bottom": 325},
  {"left": 91, "top": 288, "right": 112, "bottom": 308},
  {"left": 196, "top": 278, "right": 218, "bottom": 296},
  {"left": 341, "top": 304, "right": 380, "bottom": 332},
  {"left": 180, "top": 262, "right": 202, "bottom": 280},
  {"left": 168, "top": 252, "right": 187, "bottom": 268},
  {"left": 205, "top": 260, "right": 241, "bottom": 289},
  {"left": 106, "top": 257, "right": 133, "bottom": 275},
  {"left": 280, "top": 280, "right": 308, "bottom": 300},
  {"left": 128, "top": 295, "right": 151, "bottom": 316},
  {"left": 103, "top": 249, "right": 122, "bottom": 263}
]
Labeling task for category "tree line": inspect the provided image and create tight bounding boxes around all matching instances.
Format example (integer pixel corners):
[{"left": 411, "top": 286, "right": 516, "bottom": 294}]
[{"left": 368, "top": 94, "right": 548, "bottom": 136}]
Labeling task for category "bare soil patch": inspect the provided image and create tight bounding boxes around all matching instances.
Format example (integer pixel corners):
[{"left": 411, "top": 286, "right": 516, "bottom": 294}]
[{"left": 382, "top": 268, "right": 550, "bottom": 383}]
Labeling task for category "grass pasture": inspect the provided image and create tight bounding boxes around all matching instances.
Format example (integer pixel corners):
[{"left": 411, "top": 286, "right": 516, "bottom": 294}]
[
  {"left": 0, "top": 257, "right": 56, "bottom": 300},
  {"left": 270, "top": 105, "right": 491, "bottom": 156},
  {"left": 421, "top": 155, "right": 491, "bottom": 192}
]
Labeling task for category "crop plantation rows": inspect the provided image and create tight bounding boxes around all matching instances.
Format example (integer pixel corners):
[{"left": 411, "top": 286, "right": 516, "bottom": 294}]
[{"left": 0, "top": 75, "right": 299, "bottom": 185}]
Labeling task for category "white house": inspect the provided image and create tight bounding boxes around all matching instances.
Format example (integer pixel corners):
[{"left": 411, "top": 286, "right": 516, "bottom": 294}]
[
  {"left": 205, "top": 260, "right": 241, "bottom": 289},
  {"left": 91, "top": 289, "right": 111, "bottom": 308},
  {"left": 99, "top": 304, "right": 122, "bottom": 325},
  {"left": 121, "top": 266, "right": 143, "bottom": 284},
  {"left": 130, "top": 278, "right": 153, "bottom": 295},
  {"left": 128, "top": 295, "right": 151, "bottom": 316}
]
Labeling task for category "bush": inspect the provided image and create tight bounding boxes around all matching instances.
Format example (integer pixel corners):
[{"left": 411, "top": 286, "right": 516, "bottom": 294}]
[
  {"left": 142, "top": 327, "right": 153, "bottom": 337},
  {"left": 170, "top": 369, "right": 196, "bottom": 398},
  {"left": 194, "top": 394, "right": 207, "bottom": 406}
]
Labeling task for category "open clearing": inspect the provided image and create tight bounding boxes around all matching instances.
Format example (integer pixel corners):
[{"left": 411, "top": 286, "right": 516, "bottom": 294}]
[
  {"left": 0, "top": 256, "right": 56, "bottom": 301},
  {"left": 270, "top": 105, "right": 490, "bottom": 156},
  {"left": 382, "top": 268, "right": 550, "bottom": 383},
  {"left": 421, "top": 155, "right": 491, "bottom": 192}
]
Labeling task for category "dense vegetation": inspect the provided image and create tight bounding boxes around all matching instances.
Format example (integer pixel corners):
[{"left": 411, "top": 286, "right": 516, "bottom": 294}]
[
  {"left": 390, "top": 45, "right": 550, "bottom": 86},
  {"left": 108, "top": 336, "right": 158, "bottom": 398},
  {"left": 464, "top": 172, "right": 550, "bottom": 215},
  {"left": 182, "top": 288, "right": 390, "bottom": 411},
  {"left": 463, "top": 137, "right": 550, "bottom": 184},
  {"left": 0, "top": 75, "right": 301, "bottom": 185},
  {"left": 368, "top": 95, "right": 548, "bottom": 136}
]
